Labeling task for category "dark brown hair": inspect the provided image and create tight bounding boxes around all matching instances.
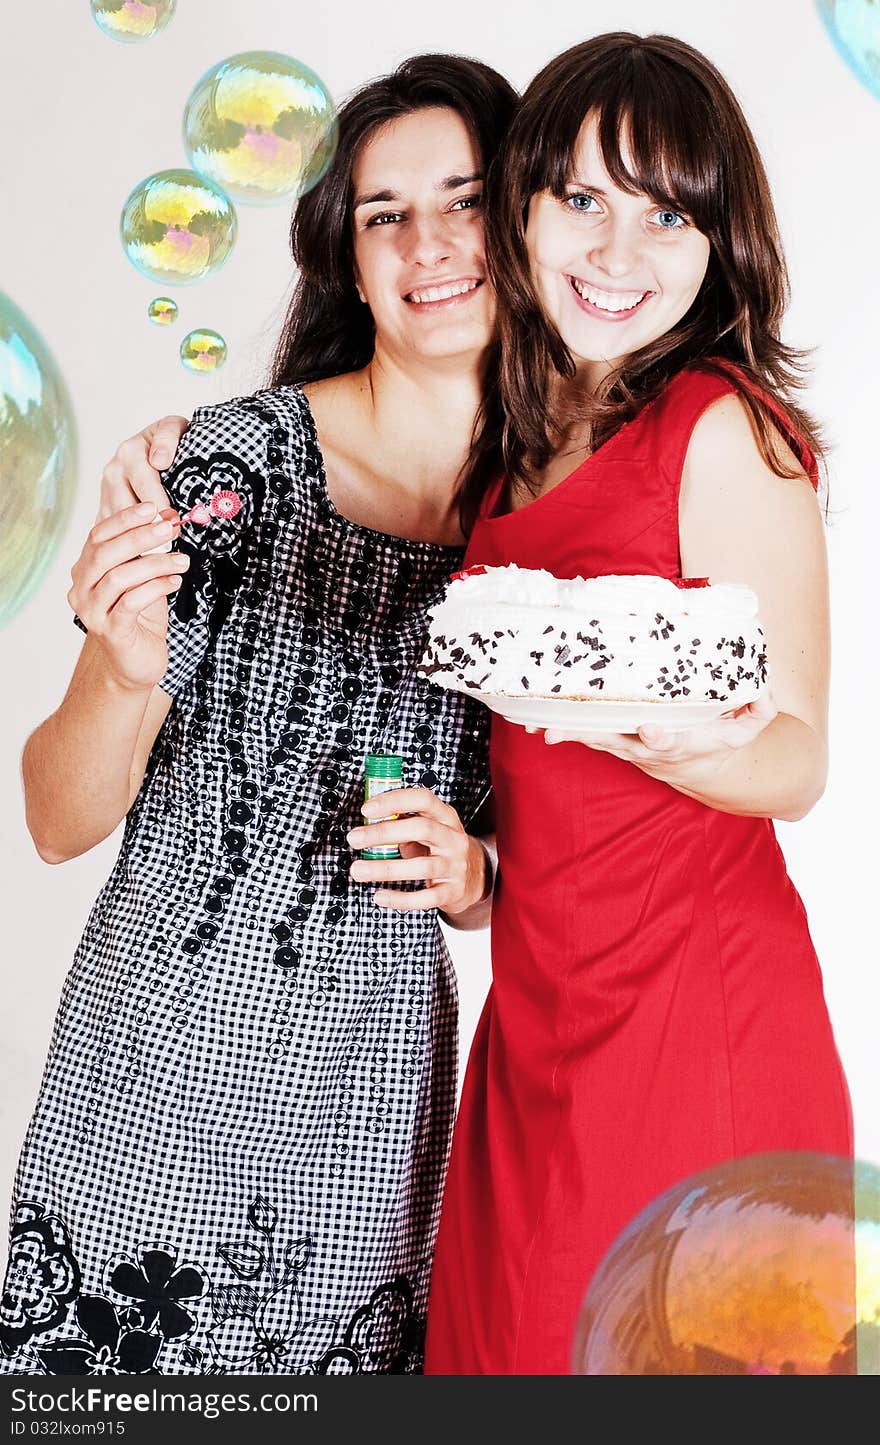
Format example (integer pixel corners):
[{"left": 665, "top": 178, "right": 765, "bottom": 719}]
[
  {"left": 268, "top": 54, "right": 518, "bottom": 387},
  {"left": 460, "top": 32, "right": 824, "bottom": 532}
]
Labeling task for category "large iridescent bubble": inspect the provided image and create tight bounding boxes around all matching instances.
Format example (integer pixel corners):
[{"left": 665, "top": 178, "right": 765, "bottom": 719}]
[
  {"left": 120, "top": 169, "right": 237, "bottom": 285},
  {"left": 815, "top": 1, "right": 880, "bottom": 100},
  {"left": 91, "top": 0, "right": 176, "bottom": 43},
  {"left": 572, "top": 1151, "right": 880, "bottom": 1375},
  {"left": 183, "top": 51, "right": 338, "bottom": 205},
  {"left": 0, "top": 293, "right": 78, "bottom": 627}
]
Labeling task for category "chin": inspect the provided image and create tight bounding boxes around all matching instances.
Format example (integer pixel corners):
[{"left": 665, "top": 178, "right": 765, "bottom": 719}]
[
  {"left": 416, "top": 326, "right": 492, "bottom": 361},
  {"left": 566, "top": 325, "right": 652, "bottom": 366}
]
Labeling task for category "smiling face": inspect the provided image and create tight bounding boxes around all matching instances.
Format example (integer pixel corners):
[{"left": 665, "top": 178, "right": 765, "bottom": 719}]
[
  {"left": 526, "top": 113, "right": 711, "bottom": 386},
  {"left": 351, "top": 106, "right": 494, "bottom": 369}
]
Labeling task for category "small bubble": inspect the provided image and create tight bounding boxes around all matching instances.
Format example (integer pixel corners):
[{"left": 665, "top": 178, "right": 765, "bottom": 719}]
[
  {"left": 147, "top": 296, "right": 178, "bottom": 325},
  {"left": 180, "top": 328, "right": 227, "bottom": 374}
]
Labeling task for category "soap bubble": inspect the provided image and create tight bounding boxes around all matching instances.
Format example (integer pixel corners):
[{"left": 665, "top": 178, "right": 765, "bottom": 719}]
[
  {"left": 180, "top": 329, "right": 227, "bottom": 373},
  {"left": 0, "top": 293, "right": 78, "bottom": 627},
  {"left": 572, "top": 1151, "right": 880, "bottom": 1375},
  {"left": 815, "top": 1, "right": 880, "bottom": 100},
  {"left": 183, "top": 50, "right": 338, "bottom": 204},
  {"left": 120, "top": 169, "right": 237, "bottom": 285},
  {"left": 91, "top": 0, "right": 176, "bottom": 43},
  {"left": 147, "top": 296, "right": 178, "bottom": 325}
]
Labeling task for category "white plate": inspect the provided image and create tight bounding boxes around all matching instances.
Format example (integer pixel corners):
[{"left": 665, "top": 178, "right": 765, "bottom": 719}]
[{"left": 470, "top": 691, "right": 731, "bottom": 736}]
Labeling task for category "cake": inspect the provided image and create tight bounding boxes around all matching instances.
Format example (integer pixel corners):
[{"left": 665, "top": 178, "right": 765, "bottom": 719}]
[{"left": 419, "top": 565, "right": 767, "bottom": 705}]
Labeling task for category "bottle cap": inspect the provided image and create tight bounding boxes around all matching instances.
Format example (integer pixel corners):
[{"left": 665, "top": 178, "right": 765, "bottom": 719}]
[{"left": 364, "top": 753, "right": 403, "bottom": 781}]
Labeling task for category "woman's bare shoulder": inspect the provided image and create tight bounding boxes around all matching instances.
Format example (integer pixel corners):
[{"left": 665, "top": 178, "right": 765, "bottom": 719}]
[
  {"left": 687, "top": 390, "right": 809, "bottom": 490},
  {"left": 301, "top": 370, "right": 364, "bottom": 415},
  {"left": 301, "top": 370, "right": 370, "bottom": 458}
]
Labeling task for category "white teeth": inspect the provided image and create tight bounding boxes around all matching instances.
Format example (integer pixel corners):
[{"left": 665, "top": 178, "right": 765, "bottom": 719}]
[
  {"left": 408, "top": 279, "right": 480, "bottom": 304},
  {"left": 571, "top": 278, "right": 647, "bottom": 312}
]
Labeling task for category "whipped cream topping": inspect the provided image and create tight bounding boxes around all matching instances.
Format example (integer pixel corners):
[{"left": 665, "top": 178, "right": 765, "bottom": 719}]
[{"left": 420, "top": 565, "right": 767, "bottom": 705}]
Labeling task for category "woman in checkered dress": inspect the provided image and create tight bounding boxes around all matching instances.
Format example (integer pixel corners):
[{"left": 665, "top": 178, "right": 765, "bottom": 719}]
[{"left": 0, "top": 57, "right": 515, "bottom": 1376}]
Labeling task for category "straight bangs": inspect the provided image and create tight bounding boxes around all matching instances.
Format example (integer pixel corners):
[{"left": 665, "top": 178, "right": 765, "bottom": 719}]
[{"left": 535, "top": 48, "right": 724, "bottom": 234}]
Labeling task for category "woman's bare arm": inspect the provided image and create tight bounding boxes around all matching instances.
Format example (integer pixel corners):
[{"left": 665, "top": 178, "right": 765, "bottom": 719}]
[
  {"left": 440, "top": 789, "right": 497, "bottom": 931},
  {"left": 541, "top": 395, "right": 831, "bottom": 823},
  {"left": 23, "top": 644, "right": 171, "bottom": 863},
  {"left": 23, "top": 502, "right": 188, "bottom": 862}
]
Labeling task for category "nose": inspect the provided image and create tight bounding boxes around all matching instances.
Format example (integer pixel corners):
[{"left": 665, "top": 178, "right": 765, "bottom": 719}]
[
  {"left": 405, "top": 214, "right": 453, "bottom": 269},
  {"left": 587, "top": 215, "right": 642, "bottom": 280}
]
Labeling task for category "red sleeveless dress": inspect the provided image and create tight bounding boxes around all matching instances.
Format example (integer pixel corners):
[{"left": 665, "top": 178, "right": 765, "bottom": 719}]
[{"left": 423, "top": 366, "right": 853, "bottom": 1376}]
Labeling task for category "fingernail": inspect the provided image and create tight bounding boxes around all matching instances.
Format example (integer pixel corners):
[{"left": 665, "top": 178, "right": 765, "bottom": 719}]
[
  {"left": 152, "top": 451, "right": 170, "bottom": 468},
  {"left": 152, "top": 519, "right": 172, "bottom": 535},
  {"left": 136, "top": 501, "right": 157, "bottom": 518}
]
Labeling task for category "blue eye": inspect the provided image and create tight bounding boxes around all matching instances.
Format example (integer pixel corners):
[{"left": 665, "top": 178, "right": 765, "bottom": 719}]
[
  {"left": 653, "top": 208, "right": 686, "bottom": 229},
  {"left": 566, "top": 193, "right": 600, "bottom": 213}
]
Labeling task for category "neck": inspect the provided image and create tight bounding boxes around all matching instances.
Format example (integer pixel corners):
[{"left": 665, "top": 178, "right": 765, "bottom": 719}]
[
  {"left": 547, "top": 356, "right": 620, "bottom": 448},
  {"left": 362, "top": 345, "right": 485, "bottom": 480},
  {"left": 572, "top": 355, "right": 615, "bottom": 396}
]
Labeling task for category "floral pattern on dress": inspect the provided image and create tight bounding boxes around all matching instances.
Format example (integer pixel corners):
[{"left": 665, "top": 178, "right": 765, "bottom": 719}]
[
  {"left": 167, "top": 450, "right": 265, "bottom": 636},
  {"left": 104, "top": 1246, "right": 209, "bottom": 1340},
  {"left": 33, "top": 1294, "right": 162, "bottom": 1376},
  {"left": 1, "top": 1207, "right": 208, "bottom": 1374},
  {"left": 1, "top": 1192, "right": 423, "bottom": 1375},
  {"left": 311, "top": 1276, "right": 424, "bottom": 1374},
  {"left": 203, "top": 1196, "right": 333, "bottom": 1373},
  {"left": 0, "top": 1202, "right": 80, "bottom": 1355}
]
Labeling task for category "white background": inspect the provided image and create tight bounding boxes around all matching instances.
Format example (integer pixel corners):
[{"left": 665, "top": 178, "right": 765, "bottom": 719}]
[{"left": 2, "top": 0, "right": 878, "bottom": 1280}]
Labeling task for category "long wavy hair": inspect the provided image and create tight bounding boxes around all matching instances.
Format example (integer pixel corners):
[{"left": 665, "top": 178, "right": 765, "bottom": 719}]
[
  {"left": 268, "top": 54, "right": 518, "bottom": 388},
  {"left": 459, "top": 32, "right": 825, "bottom": 533}
]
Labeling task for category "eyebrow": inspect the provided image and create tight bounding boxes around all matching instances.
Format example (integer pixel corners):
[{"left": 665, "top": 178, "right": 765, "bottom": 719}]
[{"left": 353, "top": 171, "right": 483, "bottom": 209}]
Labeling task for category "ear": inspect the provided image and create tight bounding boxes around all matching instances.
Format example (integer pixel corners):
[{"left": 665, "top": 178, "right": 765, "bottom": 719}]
[{"left": 353, "top": 268, "right": 367, "bottom": 304}]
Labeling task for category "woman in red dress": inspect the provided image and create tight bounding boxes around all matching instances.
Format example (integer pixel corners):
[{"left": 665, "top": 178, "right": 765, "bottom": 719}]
[{"left": 423, "top": 33, "right": 853, "bottom": 1375}]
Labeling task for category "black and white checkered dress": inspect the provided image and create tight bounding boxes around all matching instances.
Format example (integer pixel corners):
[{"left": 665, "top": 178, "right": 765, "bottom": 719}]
[{"left": 0, "top": 386, "right": 489, "bottom": 1376}]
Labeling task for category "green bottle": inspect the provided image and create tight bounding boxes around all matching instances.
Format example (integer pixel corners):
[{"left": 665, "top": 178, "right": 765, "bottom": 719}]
[{"left": 362, "top": 753, "right": 403, "bottom": 860}]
